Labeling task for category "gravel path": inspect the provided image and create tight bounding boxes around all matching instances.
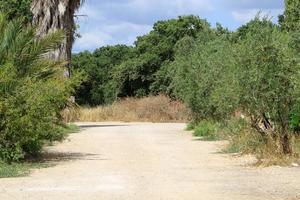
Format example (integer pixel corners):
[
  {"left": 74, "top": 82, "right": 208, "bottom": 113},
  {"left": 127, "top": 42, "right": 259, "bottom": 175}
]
[{"left": 0, "top": 122, "right": 300, "bottom": 200}]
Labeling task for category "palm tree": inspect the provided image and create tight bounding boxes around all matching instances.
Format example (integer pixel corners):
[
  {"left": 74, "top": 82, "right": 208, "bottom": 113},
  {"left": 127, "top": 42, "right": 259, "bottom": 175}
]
[
  {"left": 0, "top": 13, "right": 78, "bottom": 162},
  {"left": 31, "top": 0, "right": 83, "bottom": 77}
]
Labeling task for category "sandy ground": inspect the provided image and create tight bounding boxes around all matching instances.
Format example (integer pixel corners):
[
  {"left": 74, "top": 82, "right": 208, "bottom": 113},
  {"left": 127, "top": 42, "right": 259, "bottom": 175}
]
[{"left": 0, "top": 122, "right": 300, "bottom": 200}]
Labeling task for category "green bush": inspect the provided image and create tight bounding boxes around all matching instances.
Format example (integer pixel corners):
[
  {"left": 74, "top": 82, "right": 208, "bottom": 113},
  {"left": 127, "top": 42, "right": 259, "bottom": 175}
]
[
  {"left": 235, "top": 17, "right": 300, "bottom": 154},
  {"left": 0, "top": 14, "right": 81, "bottom": 162},
  {"left": 291, "top": 104, "right": 300, "bottom": 132},
  {"left": 171, "top": 32, "right": 238, "bottom": 121},
  {"left": 193, "top": 121, "right": 221, "bottom": 141},
  {"left": 186, "top": 121, "right": 197, "bottom": 131}
]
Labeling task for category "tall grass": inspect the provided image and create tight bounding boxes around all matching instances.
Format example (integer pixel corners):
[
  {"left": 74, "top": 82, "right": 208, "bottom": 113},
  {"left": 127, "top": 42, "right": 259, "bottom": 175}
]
[{"left": 63, "top": 95, "right": 190, "bottom": 123}]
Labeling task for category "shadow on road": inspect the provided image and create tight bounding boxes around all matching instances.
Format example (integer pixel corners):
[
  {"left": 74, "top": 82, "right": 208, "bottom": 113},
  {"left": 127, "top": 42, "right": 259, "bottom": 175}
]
[
  {"left": 79, "top": 124, "right": 128, "bottom": 129},
  {"left": 27, "top": 152, "right": 107, "bottom": 164}
]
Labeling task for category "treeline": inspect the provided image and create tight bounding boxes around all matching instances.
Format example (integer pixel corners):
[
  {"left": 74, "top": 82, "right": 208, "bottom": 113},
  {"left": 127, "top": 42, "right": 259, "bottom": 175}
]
[
  {"left": 72, "top": 15, "right": 213, "bottom": 105},
  {"left": 73, "top": 0, "right": 300, "bottom": 157}
]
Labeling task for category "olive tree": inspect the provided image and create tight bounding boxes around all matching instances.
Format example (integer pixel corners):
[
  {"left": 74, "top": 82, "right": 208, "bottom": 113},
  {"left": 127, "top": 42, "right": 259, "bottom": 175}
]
[{"left": 235, "top": 18, "right": 300, "bottom": 154}]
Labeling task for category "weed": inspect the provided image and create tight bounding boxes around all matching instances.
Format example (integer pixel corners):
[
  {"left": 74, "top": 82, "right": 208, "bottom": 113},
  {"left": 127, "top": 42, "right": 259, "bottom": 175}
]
[
  {"left": 186, "top": 121, "right": 197, "bottom": 131},
  {"left": 0, "top": 161, "right": 51, "bottom": 178},
  {"left": 193, "top": 121, "right": 222, "bottom": 141},
  {"left": 63, "top": 123, "right": 80, "bottom": 134}
]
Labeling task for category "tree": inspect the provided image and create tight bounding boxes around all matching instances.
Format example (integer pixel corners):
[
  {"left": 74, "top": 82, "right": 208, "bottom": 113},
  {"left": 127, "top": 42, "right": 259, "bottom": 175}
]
[
  {"left": 280, "top": 0, "right": 300, "bottom": 133},
  {"left": 31, "top": 0, "right": 83, "bottom": 76},
  {"left": 235, "top": 18, "right": 299, "bottom": 154},
  {"left": 234, "top": 16, "right": 275, "bottom": 41},
  {"left": 170, "top": 32, "right": 237, "bottom": 121},
  {"left": 120, "top": 15, "right": 211, "bottom": 96},
  {"left": 0, "top": 14, "right": 81, "bottom": 162},
  {"left": 0, "top": 0, "right": 32, "bottom": 22},
  {"left": 72, "top": 45, "right": 134, "bottom": 105},
  {"left": 280, "top": 0, "right": 300, "bottom": 32}
]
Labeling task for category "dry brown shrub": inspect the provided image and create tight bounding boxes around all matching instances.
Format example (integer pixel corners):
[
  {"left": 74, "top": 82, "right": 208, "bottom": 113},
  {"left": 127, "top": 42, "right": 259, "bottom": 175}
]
[{"left": 62, "top": 95, "right": 190, "bottom": 123}]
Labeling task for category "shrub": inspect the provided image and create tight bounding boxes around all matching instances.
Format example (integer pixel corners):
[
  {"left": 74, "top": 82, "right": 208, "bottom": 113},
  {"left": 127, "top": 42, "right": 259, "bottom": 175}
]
[
  {"left": 193, "top": 121, "right": 221, "bottom": 141},
  {"left": 291, "top": 104, "right": 300, "bottom": 132},
  {"left": 225, "top": 129, "right": 265, "bottom": 154},
  {"left": 0, "top": 14, "right": 81, "bottom": 162},
  {"left": 186, "top": 121, "right": 197, "bottom": 131},
  {"left": 171, "top": 33, "right": 238, "bottom": 121}
]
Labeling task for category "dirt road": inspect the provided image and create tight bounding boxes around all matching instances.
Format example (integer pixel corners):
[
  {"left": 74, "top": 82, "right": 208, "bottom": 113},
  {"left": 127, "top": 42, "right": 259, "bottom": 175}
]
[{"left": 0, "top": 123, "right": 300, "bottom": 200}]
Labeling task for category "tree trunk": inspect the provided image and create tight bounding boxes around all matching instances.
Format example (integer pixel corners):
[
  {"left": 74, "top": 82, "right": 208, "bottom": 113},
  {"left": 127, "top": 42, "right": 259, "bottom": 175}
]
[
  {"left": 31, "top": 0, "right": 82, "bottom": 77},
  {"left": 281, "top": 134, "right": 292, "bottom": 154},
  {"left": 280, "top": 121, "right": 293, "bottom": 155}
]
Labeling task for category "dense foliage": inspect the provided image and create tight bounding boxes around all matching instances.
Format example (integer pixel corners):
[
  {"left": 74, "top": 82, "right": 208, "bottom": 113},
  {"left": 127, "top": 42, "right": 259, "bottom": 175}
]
[
  {"left": 0, "top": 14, "right": 81, "bottom": 162},
  {"left": 280, "top": 0, "right": 300, "bottom": 31},
  {"left": 0, "top": 0, "right": 32, "bottom": 22},
  {"left": 72, "top": 16, "right": 211, "bottom": 104},
  {"left": 72, "top": 45, "right": 134, "bottom": 105},
  {"left": 73, "top": 0, "right": 300, "bottom": 156},
  {"left": 1, "top": 0, "right": 298, "bottom": 161},
  {"left": 235, "top": 19, "right": 299, "bottom": 154},
  {"left": 170, "top": 32, "right": 237, "bottom": 121}
]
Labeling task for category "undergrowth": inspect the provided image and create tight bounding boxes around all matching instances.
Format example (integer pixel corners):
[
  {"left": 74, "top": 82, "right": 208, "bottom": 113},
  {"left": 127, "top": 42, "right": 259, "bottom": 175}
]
[
  {"left": 63, "top": 95, "right": 190, "bottom": 123},
  {"left": 188, "top": 118, "right": 300, "bottom": 166},
  {"left": 192, "top": 121, "right": 223, "bottom": 141},
  {"left": 0, "top": 161, "right": 51, "bottom": 178},
  {"left": 0, "top": 124, "right": 79, "bottom": 178}
]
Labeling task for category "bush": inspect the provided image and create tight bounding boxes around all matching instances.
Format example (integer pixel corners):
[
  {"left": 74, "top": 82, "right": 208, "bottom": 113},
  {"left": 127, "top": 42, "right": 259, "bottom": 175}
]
[
  {"left": 225, "top": 129, "right": 265, "bottom": 154},
  {"left": 0, "top": 14, "right": 81, "bottom": 162},
  {"left": 171, "top": 32, "right": 238, "bottom": 121},
  {"left": 291, "top": 104, "right": 300, "bottom": 132},
  {"left": 186, "top": 121, "right": 197, "bottom": 131},
  {"left": 193, "top": 121, "right": 221, "bottom": 141}
]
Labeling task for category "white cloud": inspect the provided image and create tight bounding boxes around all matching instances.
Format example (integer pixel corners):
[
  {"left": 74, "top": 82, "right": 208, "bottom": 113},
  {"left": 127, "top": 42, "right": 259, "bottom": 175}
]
[
  {"left": 231, "top": 8, "right": 283, "bottom": 23},
  {"left": 128, "top": 0, "right": 213, "bottom": 13},
  {"left": 223, "top": 0, "right": 283, "bottom": 9},
  {"left": 73, "top": 0, "right": 284, "bottom": 52},
  {"left": 76, "top": 3, "right": 105, "bottom": 20},
  {"left": 74, "top": 0, "right": 214, "bottom": 52},
  {"left": 74, "top": 22, "right": 152, "bottom": 52},
  {"left": 74, "top": 30, "right": 112, "bottom": 52}
]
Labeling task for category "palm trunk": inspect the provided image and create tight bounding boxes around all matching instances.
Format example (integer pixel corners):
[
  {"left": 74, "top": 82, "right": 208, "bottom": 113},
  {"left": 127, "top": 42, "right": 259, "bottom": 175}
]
[{"left": 31, "top": 0, "right": 82, "bottom": 77}]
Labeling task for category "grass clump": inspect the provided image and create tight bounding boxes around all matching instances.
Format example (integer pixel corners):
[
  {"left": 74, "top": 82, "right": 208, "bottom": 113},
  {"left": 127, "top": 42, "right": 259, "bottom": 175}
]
[
  {"left": 221, "top": 118, "right": 300, "bottom": 165},
  {"left": 192, "top": 121, "right": 222, "bottom": 141},
  {"left": 0, "top": 161, "right": 51, "bottom": 178},
  {"left": 186, "top": 121, "right": 197, "bottom": 131},
  {"left": 63, "top": 123, "right": 80, "bottom": 134}
]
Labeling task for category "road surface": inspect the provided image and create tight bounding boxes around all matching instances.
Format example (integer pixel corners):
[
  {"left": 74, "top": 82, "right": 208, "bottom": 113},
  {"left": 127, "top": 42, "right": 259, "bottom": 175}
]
[{"left": 0, "top": 122, "right": 300, "bottom": 200}]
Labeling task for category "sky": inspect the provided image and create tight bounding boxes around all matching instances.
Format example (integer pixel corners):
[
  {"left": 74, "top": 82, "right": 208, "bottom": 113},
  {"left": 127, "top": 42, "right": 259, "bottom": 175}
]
[{"left": 73, "top": 0, "right": 284, "bottom": 52}]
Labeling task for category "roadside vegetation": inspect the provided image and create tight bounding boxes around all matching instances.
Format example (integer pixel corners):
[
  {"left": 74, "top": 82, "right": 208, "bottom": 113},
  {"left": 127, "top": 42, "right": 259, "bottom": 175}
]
[
  {"left": 0, "top": 12, "right": 82, "bottom": 176},
  {"left": 0, "top": 0, "right": 299, "bottom": 177},
  {"left": 63, "top": 95, "right": 189, "bottom": 123},
  {"left": 71, "top": 0, "right": 300, "bottom": 164},
  {"left": 0, "top": 161, "right": 51, "bottom": 178}
]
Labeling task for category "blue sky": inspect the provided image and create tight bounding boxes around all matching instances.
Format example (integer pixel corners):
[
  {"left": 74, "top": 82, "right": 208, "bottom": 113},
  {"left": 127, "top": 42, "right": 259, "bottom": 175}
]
[{"left": 73, "top": 0, "right": 284, "bottom": 52}]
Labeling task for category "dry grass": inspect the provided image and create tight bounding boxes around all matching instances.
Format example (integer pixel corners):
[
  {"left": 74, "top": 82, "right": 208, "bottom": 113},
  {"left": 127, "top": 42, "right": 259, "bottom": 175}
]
[
  {"left": 225, "top": 127, "right": 300, "bottom": 166},
  {"left": 62, "top": 95, "right": 190, "bottom": 123}
]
